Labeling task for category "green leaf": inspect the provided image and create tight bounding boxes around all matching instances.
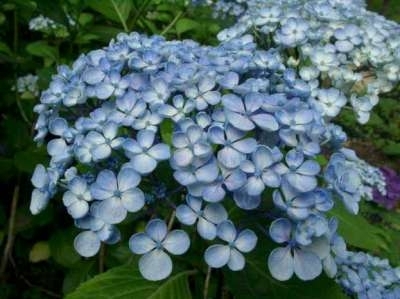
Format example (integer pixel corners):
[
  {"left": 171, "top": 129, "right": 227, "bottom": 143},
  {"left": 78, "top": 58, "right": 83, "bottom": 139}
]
[
  {"left": 85, "top": 0, "right": 132, "bottom": 29},
  {"left": 0, "top": 42, "right": 12, "bottom": 56},
  {"left": 329, "top": 202, "right": 388, "bottom": 251},
  {"left": 382, "top": 143, "right": 400, "bottom": 156},
  {"left": 224, "top": 244, "right": 348, "bottom": 299},
  {"left": 63, "top": 261, "right": 96, "bottom": 294},
  {"left": 26, "top": 41, "right": 57, "bottom": 60},
  {"left": 66, "top": 265, "right": 194, "bottom": 299},
  {"left": 160, "top": 119, "right": 174, "bottom": 145},
  {"left": 29, "top": 241, "right": 51, "bottom": 263},
  {"left": 49, "top": 229, "right": 81, "bottom": 268},
  {"left": 175, "top": 18, "right": 200, "bottom": 34}
]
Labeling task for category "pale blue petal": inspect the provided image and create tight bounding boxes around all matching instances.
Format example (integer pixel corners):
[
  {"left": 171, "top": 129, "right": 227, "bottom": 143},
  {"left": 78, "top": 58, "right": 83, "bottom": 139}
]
[
  {"left": 123, "top": 138, "right": 142, "bottom": 155},
  {"left": 98, "top": 197, "right": 127, "bottom": 224},
  {"left": 246, "top": 176, "right": 265, "bottom": 196},
  {"left": 294, "top": 110, "right": 313, "bottom": 124},
  {"left": 67, "top": 200, "right": 89, "bottom": 219},
  {"left": 117, "top": 168, "right": 141, "bottom": 192},
  {"left": 92, "top": 144, "right": 111, "bottom": 161},
  {"left": 286, "top": 173, "right": 317, "bottom": 193},
  {"left": 121, "top": 188, "right": 144, "bottom": 212},
  {"left": 287, "top": 207, "right": 310, "bottom": 220},
  {"left": 217, "top": 220, "right": 237, "bottom": 243},
  {"left": 231, "top": 138, "right": 257, "bottom": 154},
  {"left": 172, "top": 132, "right": 188, "bottom": 148},
  {"left": 203, "top": 91, "right": 221, "bottom": 105},
  {"left": 204, "top": 245, "right": 230, "bottom": 268},
  {"left": 233, "top": 190, "right": 261, "bottom": 210},
  {"left": 82, "top": 68, "right": 105, "bottom": 85},
  {"left": 74, "top": 231, "right": 101, "bottom": 257},
  {"left": 227, "top": 248, "right": 245, "bottom": 271},
  {"left": 146, "top": 219, "right": 167, "bottom": 242},
  {"left": 186, "top": 126, "right": 203, "bottom": 144},
  {"left": 218, "top": 147, "right": 244, "bottom": 169},
  {"left": 218, "top": 72, "right": 238, "bottom": 89},
  {"left": 94, "top": 170, "right": 117, "bottom": 192},
  {"left": 297, "top": 160, "right": 320, "bottom": 176},
  {"left": 224, "top": 169, "right": 246, "bottom": 191},
  {"left": 137, "top": 130, "right": 155, "bottom": 149},
  {"left": 176, "top": 204, "right": 198, "bottom": 225},
  {"left": 31, "top": 164, "right": 49, "bottom": 189},
  {"left": 103, "top": 122, "right": 118, "bottom": 140},
  {"left": 244, "top": 93, "right": 263, "bottom": 113},
  {"left": 173, "top": 170, "right": 196, "bottom": 186},
  {"left": 293, "top": 249, "right": 322, "bottom": 280},
  {"left": 163, "top": 230, "right": 190, "bottom": 255},
  {"left": 226, "top": 111, "right": 255, "bottom": 131},
  {"left": 30, "top": 189, "right": 50, "bottom": 215},
  {"left": 103, "top": 226, "right": 121, "bottom": 244},
  {"left": 203, "top": 203, "right": 227, "bottom": 224},
  {"left": 131, "top": 153, "right": 157, "bottom": 174},
  {"left": 148, "top": 144, "right": 170, "bottom": 161},
  {"left": 95, "top": 83, "right": 114, "bottom": 99},
  {"left": 222, "top": 94, "right": 245, "bottom": 113},
  {"left": 323, "top": 255, "right": 337, "bottom": 278},
  {"left": 193, "top": 143, "right": 211, "bottom": 157},
  {"left": 187, "top": 196, "right": 202, "bottom": 212},
  {"left": 69, "top": 177, "right": 87, "bottom": 195},
  {"left": 173, "top": 148, "right": 193, "bottom": 167},
  {"left": 269, "top": 218, "right": 292, "bottom": 243},
  {"left": 304, "top": 237, "right": 330, "bottom": 259},
  {"left": 251, "top": 113, "right": 279, "bottom": 131},
  {"left": 208, "top": 125, "right": 225, "bottom": 145},
  {"left": 129, "top": 232, "right": 156, "bottom": 254},
  {"left": 63, "top": 191, "right": 77, "bottom": 207},
  {"left": 261, "top": 170, "right": 281, "bottom": 188},
  {"left": 202, "top": 181, "right": 226, "bottom": 203},
  {"left": 197, "top": 218, "right": 217, "bottom": 240},
  {"left": 285, "top": 150, "right": 304, "bottom": 168},
  {"left": 195, "top": 161, "right": 219, "bottom": 183},
  {"left": 139, "top": 249, "right": 172, "bottom": 281},
  {"left": 268, "top": 246, "right": 294, "bottom": 281},
  {"left": 234, "top": 229, "right": 257, "bottom": 253}
]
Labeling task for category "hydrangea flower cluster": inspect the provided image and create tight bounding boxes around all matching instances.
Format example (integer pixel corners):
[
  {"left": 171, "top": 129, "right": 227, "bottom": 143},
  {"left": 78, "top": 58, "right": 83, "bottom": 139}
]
[
  {"left": 29, "top": 1, "right": 400, "bottom": 298},
  {"left": 373, "top": 167, "right": 400, "bottom": 210},
  {"left": 336, "top": 251, "right": 400, "bottom": 299},
  {"left": 215, "top": 0, "right": 400, "bottom": 124},
  {"left": 14, "top": 74, "right": 39, "bottom": 97},
  {"left": 29, "top": 14, "right": 75, "bottom": 37}
]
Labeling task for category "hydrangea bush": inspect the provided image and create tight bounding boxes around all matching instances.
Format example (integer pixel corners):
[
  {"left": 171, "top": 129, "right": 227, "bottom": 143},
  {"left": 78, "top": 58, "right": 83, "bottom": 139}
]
[{"left": 29, "top": 0, "right": 400, "bottom": 298}]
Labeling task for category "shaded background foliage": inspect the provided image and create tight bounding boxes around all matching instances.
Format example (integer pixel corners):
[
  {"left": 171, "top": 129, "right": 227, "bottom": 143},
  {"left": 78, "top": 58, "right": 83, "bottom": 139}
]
[{"left": 0, "top": 0, "right": 398, "bottom": 298}]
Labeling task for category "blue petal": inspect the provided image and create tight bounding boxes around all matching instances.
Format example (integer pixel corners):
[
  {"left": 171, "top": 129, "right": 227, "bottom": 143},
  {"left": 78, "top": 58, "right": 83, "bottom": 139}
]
[
  {"left": 323, "top": 255, "right": 337, "bottom": 278},
  {"left": 234, "top": 229, "right": 257, "bottom": 253},
  {"left": 204, "top": 245, "right": 230, "bottom": 268},
  {"left": 74, "top": 231, "right": 101, "bottom": 257},
  {"left": 218, "top": 146, "right": 244, "bottom": 169},
  {"left": 121, "top": 188, "right": 144, "bottom": 212},
  {"left": 225, "top": 111, "right": 255, "bottom": 131},
  {"left": 293, "top": 249, "right": 322, "bottom": 280},
  {"left": 95, "top": 83, "right": 114, "bottom": 99},
  {"left": 285, "top": 173, "right": 317, "bottom": 193},
  {"left": 203, "top": 203, "right": 228, "bottom": 224},
  {"left": 269, "top": 218, "right": 292, "bottom": 243},
  {"left": 129, "top": 232, "right": 156, "bottom": 254},
  {"left": 217, "top": 220, "right": 237, "bottom": 243},
  {"left": 261, "top": 170, "right": 281, "bottom": 187},
  {"left": 224, "top": 169, "right": 246, "bottom": 191},
  {"left": 251, "top": 113, "right": 279, "bottom": 131},
  {"left": 297, "top": 160, "right": 320, "bottom": 176},
  {"left": 67, "top": 200, "right": 89, "bottom": 219},
  {"left": 31, "top": 164, "right": 49, "bottom": 189},
  {"left": 92, "top": 144, "right": 111, "bottom": 161},
  {"left": 137, "top": 130, "right": 155, "bottom": 149},
  {"left": 222, "top": 94, "right": 245, "bottom": 113},
  {"left": 231, "top": 138, "right": 257, "bottom": 154},
  {"left": 30, "top": 189, "right": 50, "bottom": 215},
  {"left": 98, "top": 197, "right": 127, "bottom": 224},
  {"left": 163, "top": 230, "right": 190, "bottom": 255},
  {"left": 131, "top": 153, "right": 157, "bottom": 174},
  {"left": 208, "top": 125, "right": 225, "bottom": 145},
  {"left": 195, "top": 161, "right": 219, "bottom": 183},
  {"left": 218, "top": 72, "right": 239, "bottom": 89},
  {"left": 93, "top": 170, "right": 117, "bottom": 193},
  {"left": 173, "top": 148, "right": 194, "bottom": 167},
  {"left": 285, "top": 149, "right": 304, "bottom": 168},
  {"left": 148, "top": 144, "right": 171, "bottom": 161},
  {"left": 233, "top": 190, "right": 261, "bottom": 210},
  {"left": 227, "top": 248, "right": 245, "bottom": 271},
  {"left": 246, "top": 176, "right": 265, "bottom": 196},
  {"left": 82, "top": 68, "right": 105, "bottom": 85},
  {"left": 176, "top": 204, "right": 198, "bottom": 225},
  {"left": 117, "top": 168, "right": 141, "bottom": 192},
  {"left": 268, "top": 246, "right": 294, "bottom": 281},
  {"left": 202, "top": 181, "right": 226, "bottom": 203},
  {"left": 197, "top": 218, "right": 217, "bottom": 240},
  {"left": 146, "top": 219, "right": 167, "bottom": 242},
  {"left": 139, "top": 249, "right": 172, "bottom": 281}
]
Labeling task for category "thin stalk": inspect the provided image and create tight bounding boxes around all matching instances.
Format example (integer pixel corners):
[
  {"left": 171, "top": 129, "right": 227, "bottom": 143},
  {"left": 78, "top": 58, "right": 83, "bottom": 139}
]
[
  {"left": 160, "top": 10, "right": 184, "bottom": 36},
  {"left": 129, "top": 0, "right": 152, "bottom": 30},
  {"left": 0, "top": 185, "right": 20, "bottom": 277},
  {"left": 203, "top": 267, "right": 212, "bottom": 299},
  {"left": 167, "top": 210, "right": 176, "bottom": 230},
  {"left": 98, "top": 243, "right": 106, "bottom": 273},
  {"left": 110, "top": 0, "right": 129, "bottom": 32}
]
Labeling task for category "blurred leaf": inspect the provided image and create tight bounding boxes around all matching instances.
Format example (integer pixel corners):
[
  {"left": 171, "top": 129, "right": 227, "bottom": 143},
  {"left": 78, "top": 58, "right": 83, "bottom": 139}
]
[
  {"left": 86, "top": 0, "right": 132, "bottom": 24},
  {"left": 78, "top": 12, "right": 94, "bottom": 26},
  {"left": 160, "top": 119, "right": 173, "bottom": 145},
  {"left": 329, "top": 202, "right": 388, "bottom": 251},
  {"left": 26, "top": 41, "right": 57, "bottom": 61},
  {"left": 63, "top": 261, "right": 96, "bottom": 294},
  {"left": 176, "top": 18, "right": 200, "bottom": 34},
  {"left": 29, "top": 241, "right": 51, "bottom": 263},
  {"left": 49, "top": 229, "right": 81, "bottom": 268},
  {"left": 0, "top": 158, "right": 14, "bottom": 180},
  {"left": 88, "top": 25, "right": 122, "bottom": 41},
  {"left": 0, "top": 42, "right": 12, "bottom": 56},
  {"left": 383, "top": 143, "right": 400, "bottom": 156},
  {"left": 66, "top": 265, "right": 194, "bottom": 299},
  {"left": 14, "top": 147, "right": 47, "bottom": 173}
]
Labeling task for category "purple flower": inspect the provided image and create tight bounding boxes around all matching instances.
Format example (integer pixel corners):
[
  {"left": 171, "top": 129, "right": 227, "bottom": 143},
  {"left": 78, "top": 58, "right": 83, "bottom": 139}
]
[{"left": 373, "top": 167, "right": 400, "bottom": 210}]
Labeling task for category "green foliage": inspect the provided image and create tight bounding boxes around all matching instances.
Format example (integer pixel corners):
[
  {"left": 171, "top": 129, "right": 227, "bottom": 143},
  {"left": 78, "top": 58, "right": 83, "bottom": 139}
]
[{"left": 66, "top": 264, "right": 194, "bottom": 299}]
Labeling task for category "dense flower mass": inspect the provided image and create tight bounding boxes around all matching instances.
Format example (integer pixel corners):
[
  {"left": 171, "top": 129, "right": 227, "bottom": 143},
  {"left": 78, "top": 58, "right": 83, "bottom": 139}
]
[
  {"left": 373, "top": 167, "right": 400, "bottom": 210},
  {"left": 30, "top": 0, "right": 400, "bottom": 297}
]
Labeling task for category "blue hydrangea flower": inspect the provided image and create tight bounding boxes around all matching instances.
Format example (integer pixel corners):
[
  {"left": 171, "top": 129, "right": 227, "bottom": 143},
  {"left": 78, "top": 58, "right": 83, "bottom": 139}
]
[
  {"left": 204, "top": 220, "right": 257, "bottom": 270},
  {"left": 268, "top": 218, "right": 323, "bottom": 281},
  {"left": 90, "top": 168, "right": 144, "bottom": 224},
  {"left": 123, "top": 129, "right": 171, "bottom": 175},
  {"left": 208, "top": 124, "right": 257, "bottom": 169},
  {"left": 62, "top": 177, "right": 92, "bottom": 219},
  {"left": 30, "top": 164, "right": 58, "bottom": 214},
  {"left": 129, "top": 219, "right": 190, "bottom": 281},
  {"left": 185, "top": 76, "right": 221, "bottom": 110},
  {"left": 176, "top": 195, "right": 228, "bottom": 240}
]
